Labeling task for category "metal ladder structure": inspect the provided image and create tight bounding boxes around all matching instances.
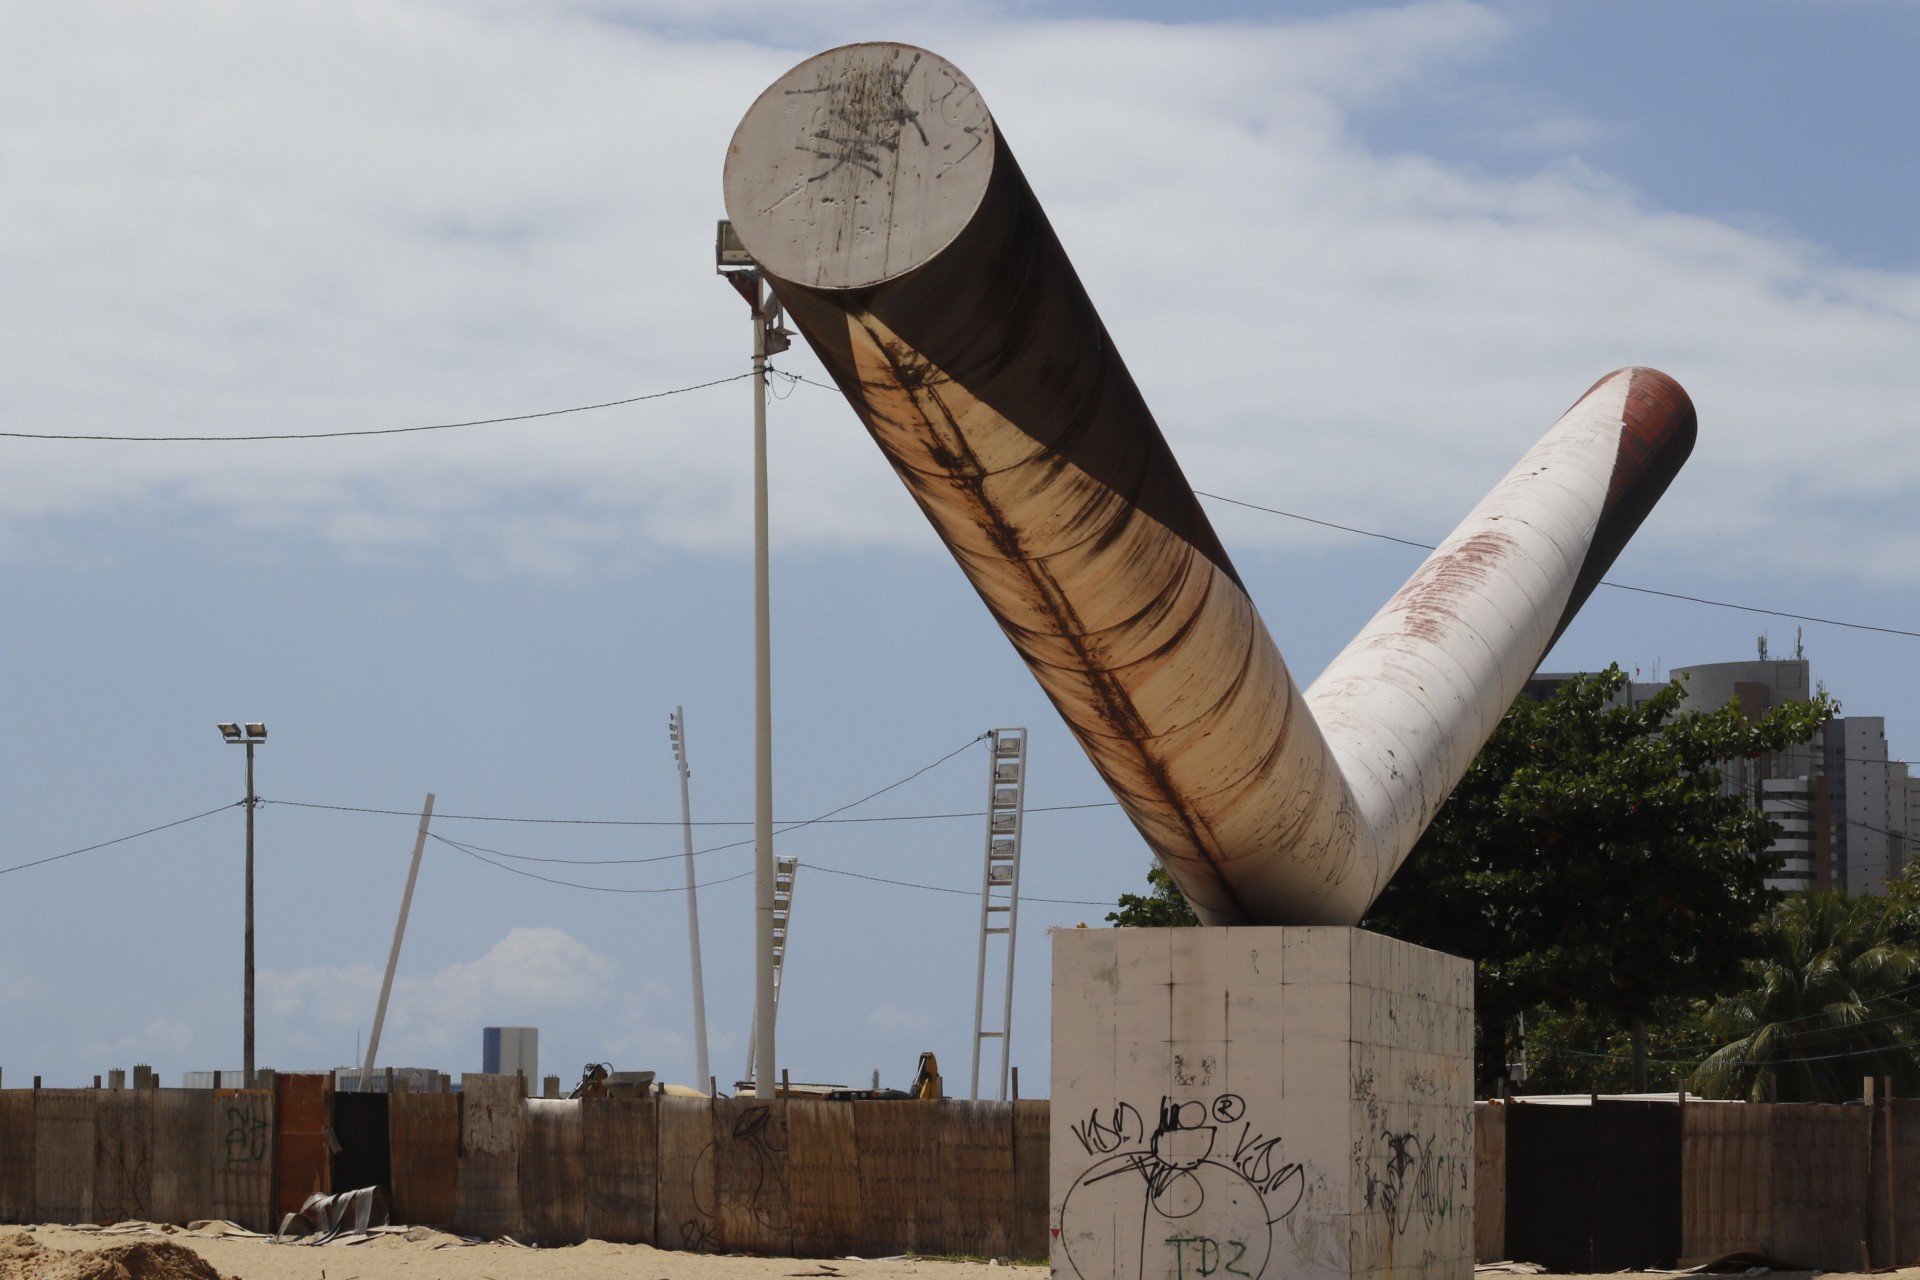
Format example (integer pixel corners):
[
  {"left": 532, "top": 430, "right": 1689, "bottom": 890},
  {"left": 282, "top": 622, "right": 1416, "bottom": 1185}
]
[
  {"left": 743, "top": 854, "right": 798, "bottom": 1092},
  {"left": 970, "top": 728, "right": 1027, "bottom": 1100}
]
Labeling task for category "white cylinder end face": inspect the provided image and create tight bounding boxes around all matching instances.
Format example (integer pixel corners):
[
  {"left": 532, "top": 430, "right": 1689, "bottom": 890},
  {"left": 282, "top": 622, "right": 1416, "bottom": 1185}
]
[{"left": 723, "top": 43, "right": 995, "bottom": 290}]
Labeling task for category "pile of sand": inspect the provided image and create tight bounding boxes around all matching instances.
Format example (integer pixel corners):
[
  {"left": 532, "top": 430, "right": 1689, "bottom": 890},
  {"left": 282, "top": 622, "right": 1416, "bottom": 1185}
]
[{"left": 0, "top": 1233, "right": 234, "bottom": 1280}]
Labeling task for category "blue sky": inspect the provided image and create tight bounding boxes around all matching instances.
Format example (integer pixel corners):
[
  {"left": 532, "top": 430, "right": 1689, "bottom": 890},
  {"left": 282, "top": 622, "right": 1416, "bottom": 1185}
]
[{"left": 3, "top": 0, "right": 1917, "bottom": 1092}]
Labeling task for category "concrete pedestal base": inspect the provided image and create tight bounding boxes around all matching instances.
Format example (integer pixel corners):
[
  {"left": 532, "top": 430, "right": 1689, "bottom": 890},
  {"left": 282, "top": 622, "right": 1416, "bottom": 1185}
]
[{"left": 1051, "top": 926, "right": 1474, "bottom": 1280}]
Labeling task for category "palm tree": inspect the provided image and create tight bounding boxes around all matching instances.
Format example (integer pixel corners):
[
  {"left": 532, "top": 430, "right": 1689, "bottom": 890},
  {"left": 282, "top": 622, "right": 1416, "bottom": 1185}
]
[{"left": 1691, "top": 891, "right": 1920, "bottom": 1102}]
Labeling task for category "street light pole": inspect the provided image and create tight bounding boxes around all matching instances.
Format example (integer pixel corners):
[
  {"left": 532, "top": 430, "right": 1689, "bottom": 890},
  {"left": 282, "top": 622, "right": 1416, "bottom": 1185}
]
[
  {"left": 218, "top": 722, "right": 268, "bottom": 1087},
  {"left": 717, "top": 219, "right": 788, "bottom": 1096}
]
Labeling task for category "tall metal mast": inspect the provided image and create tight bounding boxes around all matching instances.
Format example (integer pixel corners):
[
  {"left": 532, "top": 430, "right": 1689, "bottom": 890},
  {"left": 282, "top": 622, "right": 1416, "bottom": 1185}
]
[{"left": 970, "top": 728, "right": 1027, "bottom": 1099}]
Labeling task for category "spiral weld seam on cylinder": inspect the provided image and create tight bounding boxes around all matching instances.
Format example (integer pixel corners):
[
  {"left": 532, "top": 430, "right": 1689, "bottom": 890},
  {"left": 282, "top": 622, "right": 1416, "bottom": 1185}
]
[{"left": 722, "top": 43, "right": 1696, "bottom": 927}]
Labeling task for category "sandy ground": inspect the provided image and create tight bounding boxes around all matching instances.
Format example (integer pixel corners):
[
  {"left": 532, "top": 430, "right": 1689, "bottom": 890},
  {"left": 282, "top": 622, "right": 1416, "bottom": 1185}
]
[
  {"left": 0, "top": 1227, "right": 1886, "bottom": 1280},
  {"left": 2, "top": 1224, "right": 1040, "bottom": 1280}
]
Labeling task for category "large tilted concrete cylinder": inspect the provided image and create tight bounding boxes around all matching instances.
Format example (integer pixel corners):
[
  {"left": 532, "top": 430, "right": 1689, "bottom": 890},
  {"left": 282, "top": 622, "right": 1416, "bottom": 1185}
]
[{"left": 722, "top": 44, "right": 1694, "bottom": 926}]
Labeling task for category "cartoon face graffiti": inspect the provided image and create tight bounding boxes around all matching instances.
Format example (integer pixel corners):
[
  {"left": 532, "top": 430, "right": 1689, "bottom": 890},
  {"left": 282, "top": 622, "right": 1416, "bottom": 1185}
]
[{"left": 1060, "top": 1094, "right": 1304, "bottom": 1280}]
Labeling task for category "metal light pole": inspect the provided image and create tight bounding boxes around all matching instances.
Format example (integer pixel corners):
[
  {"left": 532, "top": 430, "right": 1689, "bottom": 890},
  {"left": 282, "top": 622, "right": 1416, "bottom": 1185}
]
[
  {"left": 217, "top": 721, "right": 268, "bottom": 1086},
  {"left": 717, "top": 220, "right": 789, "bottom": 1095},
  {"left": 669, "top": 708, "right": 711, "bottom": 1092}
]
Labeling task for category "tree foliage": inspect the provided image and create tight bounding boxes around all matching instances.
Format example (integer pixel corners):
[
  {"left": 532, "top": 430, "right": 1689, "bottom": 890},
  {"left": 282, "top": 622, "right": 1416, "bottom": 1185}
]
[
  {"left": 1361, "top": 665, "right": 1833, "bottom": 1093},
  {"left": 1107, "top": 861, "right": 1199, "bottom": 928},
  {"left": 1692, "top": 890, "right": 1920, "bottom": 1101},
  {"left": 1109, "top": 665, "right": 1834, "bottom": 1096}
]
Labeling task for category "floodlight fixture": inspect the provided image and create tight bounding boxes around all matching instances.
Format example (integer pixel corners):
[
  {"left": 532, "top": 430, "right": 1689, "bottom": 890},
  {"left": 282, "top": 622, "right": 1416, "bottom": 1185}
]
[
  {"left": 244, "top": 723, "right": 267, "bottom": 741},
  {"left": 217, "top": 723, "right": 242, "bottom": 741}
]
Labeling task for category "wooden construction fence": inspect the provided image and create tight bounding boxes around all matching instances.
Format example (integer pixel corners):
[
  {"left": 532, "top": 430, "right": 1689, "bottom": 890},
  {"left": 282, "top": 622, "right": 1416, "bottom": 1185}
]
[
  {"left": 1477, "top": 1097, "right": 1920, "bottom": 1274},
  {"left": 0, "top": 1083, "right": 1049, "bottom": 1259}
]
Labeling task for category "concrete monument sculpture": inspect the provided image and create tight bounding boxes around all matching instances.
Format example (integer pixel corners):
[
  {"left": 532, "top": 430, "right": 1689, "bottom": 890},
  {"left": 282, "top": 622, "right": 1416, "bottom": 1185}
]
[{"left": 723, "top": 43, "right": 1691, "bottom": 1280}]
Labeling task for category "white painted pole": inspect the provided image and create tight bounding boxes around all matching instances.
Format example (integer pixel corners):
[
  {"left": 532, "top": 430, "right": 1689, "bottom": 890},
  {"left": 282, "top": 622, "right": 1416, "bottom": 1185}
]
[
  {"left": 751, "top": 275, "right": 777, "bottom": 1097},
  {"left": 672, "top": 708, "right": 711, "bottom": 1092},
  {"left": 969, "top": 734, "right": 994, "bottom": 1101},
  {"left": 365, "top": 792, "right": 434, "bottom": 1079}
]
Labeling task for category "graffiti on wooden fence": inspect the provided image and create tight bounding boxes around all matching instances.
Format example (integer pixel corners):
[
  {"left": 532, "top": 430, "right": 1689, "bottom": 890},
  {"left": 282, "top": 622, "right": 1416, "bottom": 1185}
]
[{"left": 220, "top": 1096, "right": 269, "bottom": 1166}]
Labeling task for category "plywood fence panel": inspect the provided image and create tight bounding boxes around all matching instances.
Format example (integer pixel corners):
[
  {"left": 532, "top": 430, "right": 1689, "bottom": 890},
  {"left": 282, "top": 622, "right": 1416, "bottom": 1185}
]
[
  {"left": 657, "top": 1096, "right": 717, "bottom": 1253},
  {"left": 583, "top": 1097, "right": 656, "bottom": 1245},
  {"left": 273, "top": 1073, "right": 331, "bottom": 1221},
  {"left": 93, "top": 1089, "right": 153, "bottom": 1224},
  {"left": 389, "top": 1092, "right": 458, "bottom": 1227},
  {"left": 0, "top": 1092, "right": 37, "bottom": 1223},
  {"left": 35, "top": 1090, "right": 96, "bottom": 1224},
  {"left": 151, "top": 1089, "right": 214, "bottom": 1225},
  {"left": 1888, "top": 1100, "right": 1920, "bottom": 1269},
  {"left": 712, "top": 1099, "right": 792, "bottom": 1256},
  {"left": 940, "top": 1101, "right": 1013, "bottom": 1259},
  {"left": 1011, "top": 1099, "right": 1049, "bottom": 1262},
  {"left": 1770, "top": 1103, "right": 1870, "bottom": 1271},
  {"left": 854, "top": 1101, "right": 941, "bottom": 1255},
  {"left": 1473, "top": 1101, "right": 1505, "bottom": 1263},
  {"left": 1681, "top": 1102, "right": 1769, "bottom": 1261},
  {"left": 788, "top": 1101, "right": 860, "bottom": 1258},
  {"left": 454, "top": 1075, "right": 522, "bottom": 1239},
  {"left": 521, "top": 1099, "right": 586, "bottom": 1245},
  {"left": 211, "top": 1089, "right": 274, "bottom": 1230}
]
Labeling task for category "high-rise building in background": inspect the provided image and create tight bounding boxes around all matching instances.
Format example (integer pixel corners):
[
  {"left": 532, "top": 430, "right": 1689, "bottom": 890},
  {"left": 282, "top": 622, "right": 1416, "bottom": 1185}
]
[
  {"left": 482, "top": 1026, "right": 538, "bottom": 1085},
  {"left": 1530, "top": 644, "right": 1911, "bottom": 897}
]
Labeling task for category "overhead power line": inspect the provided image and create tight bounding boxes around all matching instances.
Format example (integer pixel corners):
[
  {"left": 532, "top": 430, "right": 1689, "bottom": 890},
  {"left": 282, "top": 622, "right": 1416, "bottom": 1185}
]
[
  {"left": 0, "top": 802, "right": 240, "bottom": 878},
  {"left": 264, "top": 795, "right": 1120, "bottom": 831},
  {"left": 0, "top": 374, "right": 755, "bottom": 442}
]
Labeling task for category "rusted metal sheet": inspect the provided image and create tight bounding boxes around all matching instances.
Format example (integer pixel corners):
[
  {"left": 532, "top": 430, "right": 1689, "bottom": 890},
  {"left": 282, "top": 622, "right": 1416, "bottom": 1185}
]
[
  {"left": 151, "top": 1089, "right": 215, "bottom": 1225},
  {"left": 211, "top": 1088, "right": 274, "bottom": 1230},
  {"left": 35, "top": 1089, "right": 96, "bottom": 1224},
  {"left": 520, "top": 1099, "right": 585, "bottom": 1245},
  {"left": 93, "top": 1088, "right": 153, "bottom": 1224},
  {"left": 273, "top": 1072, "right": 331, "bottom": 1220},
  {"left": 788, "top": 1100, "right": 860, "bottom": 1257},
  {"left": 388, "top": 1091, "right": 457, "bottom": 1227},
  {"left": 0, "top": 1091, "right": 36, "bottom": 1223},
  {"left": 656, "top": 1095, "right": 717, "bottom": 1252},
  {"left": 723, "top": 45, "right": 1694, "bottom": 925},
  {"left": 455, "top": 1074, "right": 521, "bottom": 1239},
  {"left": 583, "top": 1097, "right": 656, "bottom": 1244}
]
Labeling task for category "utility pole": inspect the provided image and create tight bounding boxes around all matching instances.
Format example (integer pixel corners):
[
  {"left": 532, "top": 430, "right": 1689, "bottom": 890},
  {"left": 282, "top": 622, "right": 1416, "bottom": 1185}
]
[
  {"left": 670, "top": 708, "right": 711, "bottom": 1092},
  {"left": 717, "top": 219, "right": 789, "bottom": 1095},
  {"left": 217, "top": 722, "right": 268, "bottom": 1086},
  {"left": 365, "top": 792, "right": 435, "bottom": 1082}
]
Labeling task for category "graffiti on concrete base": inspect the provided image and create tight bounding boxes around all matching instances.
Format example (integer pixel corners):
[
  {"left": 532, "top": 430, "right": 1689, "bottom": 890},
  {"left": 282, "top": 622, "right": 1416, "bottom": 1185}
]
[{"left": 1059, "top": 1093, "right": 1306, "bottom": 1280}]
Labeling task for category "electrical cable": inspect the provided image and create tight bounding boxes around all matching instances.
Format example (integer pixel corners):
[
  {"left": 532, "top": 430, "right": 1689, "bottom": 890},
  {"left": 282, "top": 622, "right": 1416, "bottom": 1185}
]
[
  {"left": 0, "top": 374, "right": 756, "bottom": 442},
  {"left": 797, "top": 860, "right": 1117, "bottom": 907},
  {"left": 435, "top": 832, "right": 756, "bottom": 894},
  {"left": 783, "top": 369, "right": 1920, "bottom": 639},
  {"left": 0, "top": 802, "right": 241, "bottom": 878}
]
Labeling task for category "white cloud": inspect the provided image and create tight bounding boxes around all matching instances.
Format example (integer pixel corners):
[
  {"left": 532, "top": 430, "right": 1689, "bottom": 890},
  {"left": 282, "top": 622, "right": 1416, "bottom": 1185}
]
[
  {"left": 258, "top": 925, "right": 617, "bottom": 1065},
  {"left": 3, "top": 1, "right": 1916, "bottom": 582}
]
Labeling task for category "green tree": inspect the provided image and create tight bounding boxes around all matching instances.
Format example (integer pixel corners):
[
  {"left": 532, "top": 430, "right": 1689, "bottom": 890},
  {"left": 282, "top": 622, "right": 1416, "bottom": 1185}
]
[
  {"left": 1107, "top": 861, "right": 1199, "bottom": 928},
  {"left": 1363, "top": 666, "right": 1833, "bottom": 1094},
  {"left": 1517, "top": 998, "right": 1711, "bottom": 1094},
  {"left": 1691, "top": 890, "right": 1920, "bottom": 1102}
]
